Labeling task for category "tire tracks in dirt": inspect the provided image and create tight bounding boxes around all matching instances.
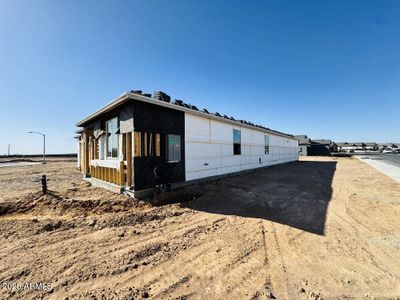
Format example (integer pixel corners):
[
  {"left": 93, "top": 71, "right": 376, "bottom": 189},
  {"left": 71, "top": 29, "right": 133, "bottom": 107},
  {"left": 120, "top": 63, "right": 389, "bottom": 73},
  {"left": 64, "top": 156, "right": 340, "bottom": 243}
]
[
  {"left": 331, "top": 186, "right": 400, "bottom": 275},
  {"left": 261, "top": 220, "right": 290, "bottom": 299}
]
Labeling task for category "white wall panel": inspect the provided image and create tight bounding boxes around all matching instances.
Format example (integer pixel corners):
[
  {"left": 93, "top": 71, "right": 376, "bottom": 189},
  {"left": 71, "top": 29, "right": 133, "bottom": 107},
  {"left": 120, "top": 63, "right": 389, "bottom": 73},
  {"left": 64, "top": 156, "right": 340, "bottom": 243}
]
[
  {"left": 185, "top": 112, "right": 299, "bottom": 181},
  {"left": 185, "top": 115, "right": 210, "bottom": 143},
  {"left": 210, "top": 121, "right": 232, "bottom": 144},
  {"left": 241, "top": 128, "right": 253, "bottom": 144}
]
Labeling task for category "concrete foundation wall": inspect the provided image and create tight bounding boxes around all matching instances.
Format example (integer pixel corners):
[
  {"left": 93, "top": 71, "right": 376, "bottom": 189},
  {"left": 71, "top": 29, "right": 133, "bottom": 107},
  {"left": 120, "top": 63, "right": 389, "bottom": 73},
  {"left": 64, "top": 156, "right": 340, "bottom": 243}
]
[{"left": 185, "top": 113, "right": 298, "bottom": 181}]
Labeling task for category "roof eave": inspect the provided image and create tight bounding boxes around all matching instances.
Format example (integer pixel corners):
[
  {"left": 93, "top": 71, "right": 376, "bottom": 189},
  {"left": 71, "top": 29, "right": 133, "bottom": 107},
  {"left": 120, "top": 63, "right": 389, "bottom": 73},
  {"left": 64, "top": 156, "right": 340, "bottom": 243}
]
[
  {"left": 75, "top": 92, "right": 130, "bottom": 127},
  {"left": 76, "top": 92, "right": 296, "bottom": 140},
  {"left": 124, "top": 93, "right": 295, "bottom": 139}
]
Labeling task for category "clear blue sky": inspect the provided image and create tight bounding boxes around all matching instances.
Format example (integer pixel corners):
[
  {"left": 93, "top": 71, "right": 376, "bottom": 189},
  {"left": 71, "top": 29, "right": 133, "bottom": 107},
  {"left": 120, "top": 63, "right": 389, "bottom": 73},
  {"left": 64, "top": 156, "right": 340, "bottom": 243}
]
[{"left": 1, "top": 0, "right": 399, "bottom": 154}]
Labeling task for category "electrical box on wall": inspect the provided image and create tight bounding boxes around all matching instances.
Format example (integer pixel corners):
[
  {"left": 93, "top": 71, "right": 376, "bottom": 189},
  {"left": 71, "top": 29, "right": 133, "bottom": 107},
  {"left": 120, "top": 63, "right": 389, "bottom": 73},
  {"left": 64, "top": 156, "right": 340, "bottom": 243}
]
[{"left": 166, "top": 134, "right": 181, "bottom": 162}]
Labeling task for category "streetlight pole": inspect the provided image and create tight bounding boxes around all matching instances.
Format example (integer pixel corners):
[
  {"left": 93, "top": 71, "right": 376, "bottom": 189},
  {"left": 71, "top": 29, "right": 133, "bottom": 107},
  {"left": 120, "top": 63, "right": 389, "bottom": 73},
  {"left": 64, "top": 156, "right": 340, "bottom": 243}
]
[{"left": 28, "top": 131, "right": 46, "bottom": 164}]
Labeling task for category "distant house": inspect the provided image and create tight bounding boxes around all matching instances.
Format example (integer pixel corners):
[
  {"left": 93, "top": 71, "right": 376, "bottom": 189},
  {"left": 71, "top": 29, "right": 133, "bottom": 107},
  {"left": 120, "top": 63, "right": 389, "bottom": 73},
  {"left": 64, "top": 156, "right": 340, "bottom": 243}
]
[
  {"left": 294, "top": 135, "right": 311, "bottom": 156},
  {"left": 378, "top": 143, "right": 399, "bottom": 150},
  {"left": 336, "top": 142, "right": 356, "bottom": 152},
  {"left": 364, "top": 142, "right": 378, "bottom": 151},
  {"left": 309, "top": 139, "right": 337, "bottom": 156},
  {"left": 337, "top": 142, "right": 378, "bottom": 152},
  {"left": 354, "top": 142, "right": 366, "bottom": 151},
  {"left": 353, "top": 142, "right": 378, "bottom": 151}
]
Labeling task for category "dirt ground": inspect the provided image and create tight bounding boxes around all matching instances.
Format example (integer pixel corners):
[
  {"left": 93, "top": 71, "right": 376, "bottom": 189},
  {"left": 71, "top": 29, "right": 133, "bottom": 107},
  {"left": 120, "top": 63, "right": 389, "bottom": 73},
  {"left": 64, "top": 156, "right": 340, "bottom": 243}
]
[{"left": 0, "top": 157, "right": 399, "bottom": 299}]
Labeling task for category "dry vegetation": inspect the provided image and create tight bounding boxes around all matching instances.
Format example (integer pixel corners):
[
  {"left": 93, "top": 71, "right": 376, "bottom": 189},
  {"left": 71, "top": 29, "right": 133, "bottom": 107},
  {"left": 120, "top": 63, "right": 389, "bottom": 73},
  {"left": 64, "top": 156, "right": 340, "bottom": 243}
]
[{"left": 0, "top": 157, "right": 399, "bottom": 299}]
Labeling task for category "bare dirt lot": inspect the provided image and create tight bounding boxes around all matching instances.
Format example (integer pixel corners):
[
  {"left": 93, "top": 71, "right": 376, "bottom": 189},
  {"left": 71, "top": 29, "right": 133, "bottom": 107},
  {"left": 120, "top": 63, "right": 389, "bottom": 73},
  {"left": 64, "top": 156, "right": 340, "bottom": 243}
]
[{"left": 0, "top": 157, "right": 399, "bottom": 299}]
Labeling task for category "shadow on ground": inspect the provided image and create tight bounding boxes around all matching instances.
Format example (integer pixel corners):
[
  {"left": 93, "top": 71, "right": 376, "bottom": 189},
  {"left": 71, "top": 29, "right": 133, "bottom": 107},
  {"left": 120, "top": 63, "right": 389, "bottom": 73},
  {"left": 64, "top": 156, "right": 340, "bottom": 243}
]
[{"left": 175, "top": 161, "right": 337, "bottom": 235}]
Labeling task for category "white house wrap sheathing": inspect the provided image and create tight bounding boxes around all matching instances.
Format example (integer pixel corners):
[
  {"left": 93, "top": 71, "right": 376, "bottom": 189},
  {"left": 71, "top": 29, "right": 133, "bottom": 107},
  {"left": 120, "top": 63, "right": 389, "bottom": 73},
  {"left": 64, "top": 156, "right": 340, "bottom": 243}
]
[{"left": 185, "top": 113, "right": 298, "bottom": 181}]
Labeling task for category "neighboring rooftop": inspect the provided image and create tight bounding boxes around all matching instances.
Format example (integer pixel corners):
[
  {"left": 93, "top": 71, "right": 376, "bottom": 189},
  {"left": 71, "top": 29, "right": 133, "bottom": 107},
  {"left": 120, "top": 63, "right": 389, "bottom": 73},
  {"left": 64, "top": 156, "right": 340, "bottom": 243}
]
[
  {"left": 336, "top": 142, "right": 356, "bottom": 147},
  {"left": 378, "top": 143, "right": 399, "bottom": 148},
  {"left": 294, "top": 135, "right": 311, "bottom": 145},
  {"left": 336, "top": 142, "right": 379, "bottom": 147},
  {"left": 312, "top": 139, "right": 334, "bottom": 145}
]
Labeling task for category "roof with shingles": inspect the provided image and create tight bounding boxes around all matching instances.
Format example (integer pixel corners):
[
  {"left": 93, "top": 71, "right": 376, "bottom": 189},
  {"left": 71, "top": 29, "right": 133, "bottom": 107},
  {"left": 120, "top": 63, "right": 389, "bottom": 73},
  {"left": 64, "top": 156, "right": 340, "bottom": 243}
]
[
  {"left": 294, "top": 135, "right": 311, "bottom": 145},
  {"left": 311, "top": 139, "right": 333, "bottom": 145}
]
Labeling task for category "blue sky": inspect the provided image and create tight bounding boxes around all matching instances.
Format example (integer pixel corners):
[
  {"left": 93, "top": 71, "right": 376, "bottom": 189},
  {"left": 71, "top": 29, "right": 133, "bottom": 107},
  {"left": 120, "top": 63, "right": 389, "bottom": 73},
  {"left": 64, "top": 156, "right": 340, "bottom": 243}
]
[{"left": 0, "top": 0, "right": 399, "bottom": 154}]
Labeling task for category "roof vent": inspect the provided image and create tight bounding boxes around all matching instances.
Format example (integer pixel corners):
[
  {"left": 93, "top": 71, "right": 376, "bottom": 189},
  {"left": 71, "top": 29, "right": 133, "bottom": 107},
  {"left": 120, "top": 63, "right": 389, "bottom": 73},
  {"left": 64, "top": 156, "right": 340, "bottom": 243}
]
[
  {"left": 130, "top": 90, "right": 142, "bottom": 95},
  {"left": 153, "top": 91, "right": 171, "bottom": 103},
  {"left": 174, "top": 99, "right": 184, "bottom": 106}
]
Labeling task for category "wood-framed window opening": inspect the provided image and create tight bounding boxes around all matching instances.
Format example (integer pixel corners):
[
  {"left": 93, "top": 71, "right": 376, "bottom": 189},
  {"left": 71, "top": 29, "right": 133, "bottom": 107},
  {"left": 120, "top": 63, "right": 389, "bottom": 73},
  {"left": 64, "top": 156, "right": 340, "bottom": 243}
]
[
  {"left": 106, "top": 117, "right": 118, "bottom": 159},
  {"left": 133, "top": 131, "right": 161, "bottom": 158}
]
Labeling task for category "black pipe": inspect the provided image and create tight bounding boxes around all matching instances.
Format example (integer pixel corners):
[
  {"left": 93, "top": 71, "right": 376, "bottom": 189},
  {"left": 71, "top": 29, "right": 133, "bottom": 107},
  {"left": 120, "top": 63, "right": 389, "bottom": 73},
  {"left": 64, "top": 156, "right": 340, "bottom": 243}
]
[{"left": 41, "top": 175, "right": 47, "bottom": 195}]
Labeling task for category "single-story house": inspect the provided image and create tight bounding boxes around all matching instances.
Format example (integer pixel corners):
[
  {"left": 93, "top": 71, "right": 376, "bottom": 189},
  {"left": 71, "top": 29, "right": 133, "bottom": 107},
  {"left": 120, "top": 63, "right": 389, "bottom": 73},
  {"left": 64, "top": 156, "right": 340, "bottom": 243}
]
[
  {"left": 76, "top": 90, "right": 299, "bottom": 197},
  {"left": 337, "top": 142, "right": 379, "bottom": 152},
  {"left": 378, "top": 143, "right": 399, "bottom": 150},
  {"left": 352, "top": 142, "right": 378, "bottom": 151},
  {"left": 309, "top": 139, "right": 337, "bottom": 156},
  {"left": 336, "top": 142, "right": 357, "bottom": 152},
  {"left": 363, "top": 142, "right": 379, "bottom": 151},
  {"left": 354, "top": 142, "right": 367, "bottom": 150},
  {"left": 294, "top": 135, "right": 311, "bottom": 156}
]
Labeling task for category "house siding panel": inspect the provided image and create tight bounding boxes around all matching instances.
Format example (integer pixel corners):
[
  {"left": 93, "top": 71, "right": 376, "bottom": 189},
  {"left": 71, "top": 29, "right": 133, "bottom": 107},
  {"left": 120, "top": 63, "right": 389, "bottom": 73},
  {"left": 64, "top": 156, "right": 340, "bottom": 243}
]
[{"left": 185, "top": 113, "right": 298, "bottom": 181}]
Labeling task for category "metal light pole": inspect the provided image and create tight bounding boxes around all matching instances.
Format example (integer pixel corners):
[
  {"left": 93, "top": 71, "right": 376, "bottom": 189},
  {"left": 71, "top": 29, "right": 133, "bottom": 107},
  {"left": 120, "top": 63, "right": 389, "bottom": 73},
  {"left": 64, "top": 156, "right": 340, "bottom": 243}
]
[{"left": 28, "top": 131, "right": 46, "bottom": 164}]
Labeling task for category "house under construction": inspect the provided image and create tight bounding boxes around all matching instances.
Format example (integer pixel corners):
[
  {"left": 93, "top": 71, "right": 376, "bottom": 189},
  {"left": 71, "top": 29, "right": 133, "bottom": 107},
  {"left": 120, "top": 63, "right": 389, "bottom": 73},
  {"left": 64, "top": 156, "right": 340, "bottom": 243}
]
[{"left": 76, "top": 90, "right": 299, "bottom": 197}]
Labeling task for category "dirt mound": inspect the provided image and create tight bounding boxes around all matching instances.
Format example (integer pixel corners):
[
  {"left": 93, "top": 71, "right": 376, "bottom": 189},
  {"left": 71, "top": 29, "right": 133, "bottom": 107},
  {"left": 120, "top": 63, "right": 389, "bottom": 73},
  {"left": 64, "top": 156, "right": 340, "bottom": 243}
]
[
  {"left": 96, "top": 210, "right": 183, "bottom": 228},
  {"left": 0, "top": 186, "right": 149, "bottom": 218},
  {"left": 0, "top": 192, "right": 42, "bottom": 215}
]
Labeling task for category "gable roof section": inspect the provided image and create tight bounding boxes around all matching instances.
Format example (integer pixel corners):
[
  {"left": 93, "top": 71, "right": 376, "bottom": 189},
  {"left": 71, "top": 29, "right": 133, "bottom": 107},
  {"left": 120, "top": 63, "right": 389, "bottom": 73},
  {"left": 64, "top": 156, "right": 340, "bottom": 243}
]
[{"left": 294, "top": 135, "right": 311, "bottom": 145}]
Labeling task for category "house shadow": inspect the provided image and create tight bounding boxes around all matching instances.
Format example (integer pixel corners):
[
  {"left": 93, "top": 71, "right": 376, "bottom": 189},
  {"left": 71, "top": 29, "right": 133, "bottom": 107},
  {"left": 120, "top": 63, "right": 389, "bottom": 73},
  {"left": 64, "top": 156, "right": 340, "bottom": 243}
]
[{"left": 176, "top": 160, "right": 337, "bottom": 235}]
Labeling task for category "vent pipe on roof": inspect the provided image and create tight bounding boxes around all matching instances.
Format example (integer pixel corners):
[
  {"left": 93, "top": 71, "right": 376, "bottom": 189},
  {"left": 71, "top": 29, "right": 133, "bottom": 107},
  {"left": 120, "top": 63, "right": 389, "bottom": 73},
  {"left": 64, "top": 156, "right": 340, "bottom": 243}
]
[
  {"left": 153, "top": 91, "right": 171, "bottom": 103},
  {"left": 174, "top": 99, "right": 184, "bottom": 106},
  {"left": 130, "top": 90, "right": 142, "bottom": 95}
]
